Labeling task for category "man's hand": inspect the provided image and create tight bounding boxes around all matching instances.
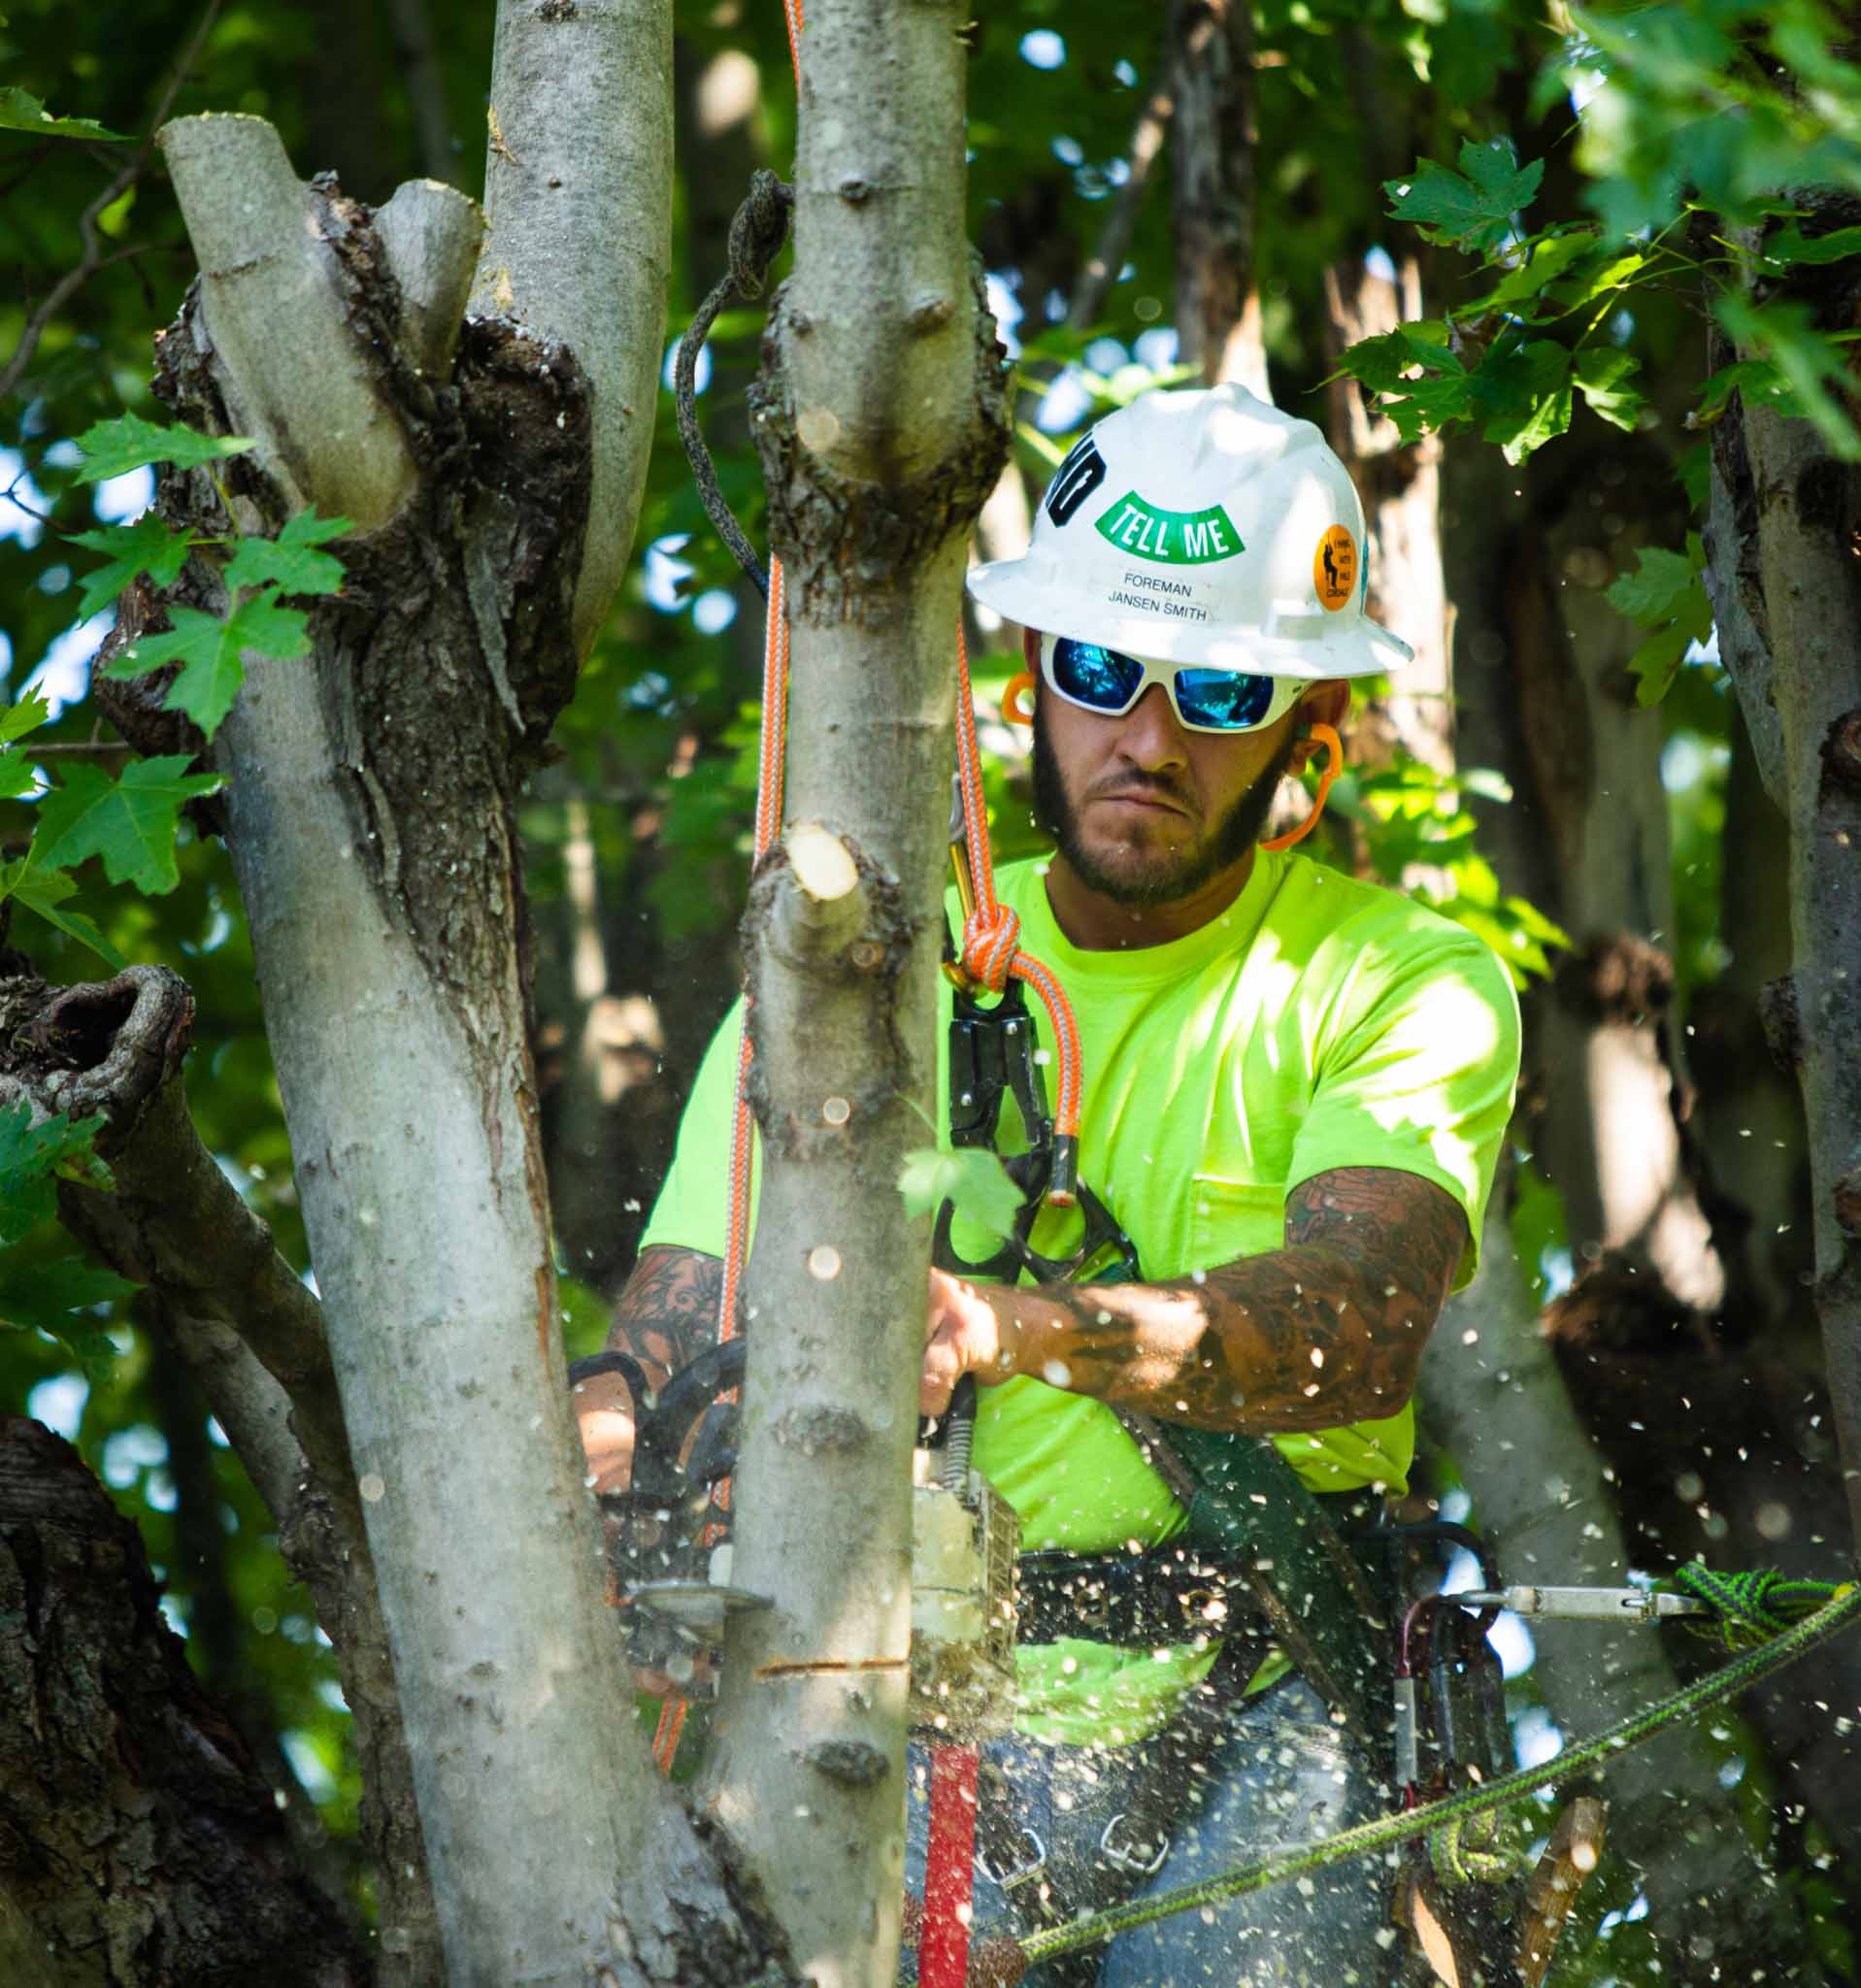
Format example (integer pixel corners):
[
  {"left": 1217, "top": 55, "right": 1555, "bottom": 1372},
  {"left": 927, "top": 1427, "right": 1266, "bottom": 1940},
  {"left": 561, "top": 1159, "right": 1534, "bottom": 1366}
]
[{"left": 922, "top": 1267, "right": 1024, "bottom": 1414}]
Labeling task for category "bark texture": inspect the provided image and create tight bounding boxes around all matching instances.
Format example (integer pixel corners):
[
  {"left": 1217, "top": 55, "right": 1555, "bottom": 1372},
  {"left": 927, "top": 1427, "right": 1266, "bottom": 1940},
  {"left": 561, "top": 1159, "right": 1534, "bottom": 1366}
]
[
  {"left": 698, "top": 4, "right": 1011, "bottom": 1979},
  {"left": 1708, "top": 368, "right": 1861, "bottom": 1550},
  {"left": 114, "top": 39, "right": 788, "bottom": 1981},
  {"left": 0, "top": 1418, "right": 364, "bottom": 1988},
  {"left": 0, "top": 958, "right": 443, "bottom": 1983}
]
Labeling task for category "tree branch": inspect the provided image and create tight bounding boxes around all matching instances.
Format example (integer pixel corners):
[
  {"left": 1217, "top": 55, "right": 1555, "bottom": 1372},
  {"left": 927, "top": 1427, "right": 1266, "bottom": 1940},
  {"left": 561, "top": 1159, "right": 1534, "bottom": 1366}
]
[
  {"left": 1066, "top": 68, "right": 1173, "bottom": 335},
  {"left": 1, "top": 964, "right": 350, "bottom": 1492},
  {"left": 471, "top": 0, "right": 675, "bottom": 651}
]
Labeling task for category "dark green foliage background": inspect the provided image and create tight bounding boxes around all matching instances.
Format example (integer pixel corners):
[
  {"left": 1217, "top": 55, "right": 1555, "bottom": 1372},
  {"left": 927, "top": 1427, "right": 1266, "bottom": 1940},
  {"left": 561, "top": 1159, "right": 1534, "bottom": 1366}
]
[{"left": 4, "top": 0, "right": 1851, "bottom": 1972}]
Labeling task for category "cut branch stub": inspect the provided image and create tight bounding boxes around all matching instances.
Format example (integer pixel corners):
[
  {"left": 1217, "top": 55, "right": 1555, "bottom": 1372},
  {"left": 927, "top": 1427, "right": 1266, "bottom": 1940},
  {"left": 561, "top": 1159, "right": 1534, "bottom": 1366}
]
[
  {"left": 374, "top": 177, "right": 485, "bottom": 383},
  {"left": 772, "top": 821, "right": 869, "bottom": 965},
  {"left": 157, "top": 115, "right": 417, "bottom": 529}
]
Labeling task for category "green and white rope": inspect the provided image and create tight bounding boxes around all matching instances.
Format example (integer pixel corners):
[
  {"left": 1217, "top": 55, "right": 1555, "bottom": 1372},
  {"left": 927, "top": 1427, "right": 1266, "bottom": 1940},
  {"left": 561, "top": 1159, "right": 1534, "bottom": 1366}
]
[{"left": 1017, "top": 1577, "right": 1860, "bottom": 1968}]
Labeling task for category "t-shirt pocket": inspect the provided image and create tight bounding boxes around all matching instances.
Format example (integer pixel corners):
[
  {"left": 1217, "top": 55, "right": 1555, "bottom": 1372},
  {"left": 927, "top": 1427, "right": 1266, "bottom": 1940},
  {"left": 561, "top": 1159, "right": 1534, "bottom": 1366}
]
[{"left": 1187, "top": 1175, "right": 1285, "bottom": 1270}]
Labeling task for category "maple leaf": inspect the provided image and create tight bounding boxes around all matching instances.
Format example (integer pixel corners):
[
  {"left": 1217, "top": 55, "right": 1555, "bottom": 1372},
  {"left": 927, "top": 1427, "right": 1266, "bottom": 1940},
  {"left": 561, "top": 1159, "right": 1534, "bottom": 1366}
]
[
  {"left": 108, "top": 588, "right": 311, "bottom": 738},
  {"left": 66, "top": 512, "right": 202, "bottom": 621},
  {"left": 223, "top": 508, "right": 353, "bottom": 597},
  {"left": 29, "top": 755, "right": 226, "bottom": 896},
  {"left": 71, "top": 411, "right": 254, "bottom": 484}
]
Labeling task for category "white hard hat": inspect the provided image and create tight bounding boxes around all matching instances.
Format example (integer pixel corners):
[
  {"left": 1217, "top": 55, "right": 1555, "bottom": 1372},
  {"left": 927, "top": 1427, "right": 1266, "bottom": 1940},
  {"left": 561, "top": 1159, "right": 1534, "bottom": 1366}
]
[{"left": 967, "top": 383, "right": 1411, "bottom": 679}]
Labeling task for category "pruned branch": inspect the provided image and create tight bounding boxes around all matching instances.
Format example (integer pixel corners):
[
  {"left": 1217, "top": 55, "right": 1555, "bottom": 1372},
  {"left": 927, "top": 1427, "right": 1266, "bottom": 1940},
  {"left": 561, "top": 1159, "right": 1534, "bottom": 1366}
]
[
  {"left": 0, "top": 962, "right": 348, "bottom": 1490},
  {"left": 157, "top": 114, "right": 419, "bottom": 528}
]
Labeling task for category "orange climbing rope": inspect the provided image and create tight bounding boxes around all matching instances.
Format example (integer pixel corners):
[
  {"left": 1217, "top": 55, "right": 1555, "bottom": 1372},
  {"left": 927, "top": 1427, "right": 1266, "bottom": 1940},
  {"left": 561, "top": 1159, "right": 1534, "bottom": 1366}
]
[{"left": 952, "top": 626, "right": 1082, "bottom": 1192}]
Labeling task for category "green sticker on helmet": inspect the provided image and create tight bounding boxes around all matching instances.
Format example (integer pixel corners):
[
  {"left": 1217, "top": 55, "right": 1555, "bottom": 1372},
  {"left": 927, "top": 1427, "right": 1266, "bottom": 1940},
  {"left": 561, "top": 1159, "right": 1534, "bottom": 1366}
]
[{"left": 1093, "top": 491, "right": 1246, "bottom": 566}]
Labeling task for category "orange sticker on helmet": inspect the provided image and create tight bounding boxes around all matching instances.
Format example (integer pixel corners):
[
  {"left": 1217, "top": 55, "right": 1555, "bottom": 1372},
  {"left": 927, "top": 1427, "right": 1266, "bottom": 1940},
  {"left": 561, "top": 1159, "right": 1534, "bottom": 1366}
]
[{"left": 1314, "top": 526, "right": 1357, "bottom": 612}]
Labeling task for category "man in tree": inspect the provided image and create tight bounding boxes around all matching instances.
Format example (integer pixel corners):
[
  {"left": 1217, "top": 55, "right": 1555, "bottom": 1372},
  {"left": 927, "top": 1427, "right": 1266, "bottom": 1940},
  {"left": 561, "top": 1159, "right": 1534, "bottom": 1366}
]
[{"left": 580, "top": 385, "right": 1520, "bottom": 1983}]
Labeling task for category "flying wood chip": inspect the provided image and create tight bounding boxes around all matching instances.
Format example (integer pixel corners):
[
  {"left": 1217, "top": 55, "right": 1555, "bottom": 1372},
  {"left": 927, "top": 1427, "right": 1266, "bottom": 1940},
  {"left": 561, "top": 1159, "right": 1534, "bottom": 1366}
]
[{"left": 1515, "top": 1795, "right": 1608, "bottom": 1988}]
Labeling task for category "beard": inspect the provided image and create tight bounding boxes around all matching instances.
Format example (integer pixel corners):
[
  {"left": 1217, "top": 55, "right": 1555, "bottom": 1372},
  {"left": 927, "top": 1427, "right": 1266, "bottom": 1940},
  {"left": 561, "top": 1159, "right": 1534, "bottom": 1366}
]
[{"left": 1030, "top": 708, "right": 1300, "bottom": 909}]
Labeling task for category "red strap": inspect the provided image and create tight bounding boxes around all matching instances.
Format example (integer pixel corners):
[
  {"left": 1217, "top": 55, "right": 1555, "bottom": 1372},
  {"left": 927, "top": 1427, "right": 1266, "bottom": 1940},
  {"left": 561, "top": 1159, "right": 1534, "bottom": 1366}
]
[{"left": 921, "top": 1741, "right": 981, "bottom": 1988}]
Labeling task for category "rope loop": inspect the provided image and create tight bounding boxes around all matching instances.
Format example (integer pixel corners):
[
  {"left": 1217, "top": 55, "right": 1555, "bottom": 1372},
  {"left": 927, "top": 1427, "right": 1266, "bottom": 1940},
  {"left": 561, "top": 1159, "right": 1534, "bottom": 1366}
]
[
  {"left": 1429, "top": 1805, "right": 1521, "bottom": 1889},
  {"left": 1666, "top": 1563, "right": 1849, "bottom": 1652},
  {"left": 961, "top": 903, "right": 1022, "bottom": 993}
]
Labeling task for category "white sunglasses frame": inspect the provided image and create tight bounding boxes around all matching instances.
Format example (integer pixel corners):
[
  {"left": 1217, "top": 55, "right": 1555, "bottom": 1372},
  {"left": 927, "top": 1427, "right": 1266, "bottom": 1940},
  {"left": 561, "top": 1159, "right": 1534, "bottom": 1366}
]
[{"left": 1038, "top": 633, "right": 1305, "bottom": 737}]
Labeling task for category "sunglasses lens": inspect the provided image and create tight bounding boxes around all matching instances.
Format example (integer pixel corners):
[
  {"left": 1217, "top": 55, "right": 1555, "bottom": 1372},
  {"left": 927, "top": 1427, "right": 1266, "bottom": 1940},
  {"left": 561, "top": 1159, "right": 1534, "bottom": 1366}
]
[
  {"left": 1051, "top": 639, "right": 1144, "bottom": 713},
  {"left": 1174, "top": 669, "right": 1279, "bottom": 730}
]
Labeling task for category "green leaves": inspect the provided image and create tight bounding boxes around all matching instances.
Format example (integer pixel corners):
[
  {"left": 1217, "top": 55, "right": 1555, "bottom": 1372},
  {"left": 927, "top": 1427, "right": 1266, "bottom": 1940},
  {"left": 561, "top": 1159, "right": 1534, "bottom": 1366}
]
[
  {"left": 0, "top": 1102, "right": 112, "bottom": 1249},
  {"left": 1607, "top": 535, "right": 1714, "bottom": 707},
  {"left": 1572, "top": 348, "right": 1645, "bottom": 433},
  {"left": 1763, "top": 223, "right": 1861, "bottom": 268},
  {"left": 1385, "top": 139, "right": 1543, "bottom": 256},
  {"left": 30, "top": 755, "right": 225, "bottom": 896},
  {"left": 898, "top": 1146, "right": 1023, "bottom": 1242},
  {"left": 1479, "top": 339, "right": 1573, "bottom": 463},
  {"left": 66, "top": 513, "right": 204, "bottom": 622},
  {"left": 0, "top": 1259, "right": 137, "bottom": 1379},
  {"left": 0, "top": 703, "right": 124, "bottom": 967},
  {"left": 67, "top": 483, "right": 349, "bottom": 739},
  {"left": 223, "top": 510, "right": 352, "bottom": 595},
  {"left": 0, "top": 863, "right": 125, "bottom": 968},
  {"left": 0, "top": 85, "right": 129, "bottom": 143},
  {"left": 71, "top": 412, "right": 254, "bottom": 484},
  {"left": 1713, "top": 296, "right": 1861, "bottom": 463},
  {"left": 109, "top": 595, "right": 311, "bottom": 739},
  {"left": 0, "top": 1107, "right": 131, "bottom": 1381}
]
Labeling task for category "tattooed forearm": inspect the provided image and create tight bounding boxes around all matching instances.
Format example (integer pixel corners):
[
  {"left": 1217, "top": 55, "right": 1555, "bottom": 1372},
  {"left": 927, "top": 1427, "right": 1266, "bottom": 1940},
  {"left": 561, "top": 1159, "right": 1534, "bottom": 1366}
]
[
  {"left": 987, "top": 1168, "right": 1467, "bottom": 1433},
  {"left": 607, "top": 1245, "right": 725, "bottom": 1400}
]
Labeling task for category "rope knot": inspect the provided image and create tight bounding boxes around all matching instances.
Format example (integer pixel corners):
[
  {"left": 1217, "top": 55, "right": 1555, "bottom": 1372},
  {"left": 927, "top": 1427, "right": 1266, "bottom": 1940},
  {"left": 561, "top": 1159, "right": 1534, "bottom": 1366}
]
[{"left": 961, "top": 905, "right": 1021, "bottom": 993}]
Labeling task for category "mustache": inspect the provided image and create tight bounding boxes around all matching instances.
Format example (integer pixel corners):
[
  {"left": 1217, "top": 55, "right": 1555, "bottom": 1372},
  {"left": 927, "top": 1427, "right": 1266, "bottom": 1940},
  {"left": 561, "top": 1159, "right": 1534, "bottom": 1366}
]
[{"left": 1086, "top": 771, "right": 1195, "bottom": 812}]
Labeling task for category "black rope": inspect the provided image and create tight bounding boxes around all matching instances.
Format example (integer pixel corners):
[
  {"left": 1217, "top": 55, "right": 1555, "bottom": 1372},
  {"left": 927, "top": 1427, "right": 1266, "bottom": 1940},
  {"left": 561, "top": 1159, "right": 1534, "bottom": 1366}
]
[{"left": 673, "top": 168, "right": 794, "bottom": 601}]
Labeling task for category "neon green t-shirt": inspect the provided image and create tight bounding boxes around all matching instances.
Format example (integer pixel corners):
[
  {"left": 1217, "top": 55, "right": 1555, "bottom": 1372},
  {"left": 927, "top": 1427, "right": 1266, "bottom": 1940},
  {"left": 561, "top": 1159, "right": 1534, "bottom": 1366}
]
[{"left": 643, "top": 847, "right": 1520, "bottom": 1743}]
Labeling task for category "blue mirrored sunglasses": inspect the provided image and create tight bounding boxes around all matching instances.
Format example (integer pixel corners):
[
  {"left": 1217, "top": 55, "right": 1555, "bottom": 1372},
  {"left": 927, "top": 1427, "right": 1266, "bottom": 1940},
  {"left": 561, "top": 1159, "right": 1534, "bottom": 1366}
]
[{"left": 1041, "top": 635, "right": 1302, "bottom": 735}]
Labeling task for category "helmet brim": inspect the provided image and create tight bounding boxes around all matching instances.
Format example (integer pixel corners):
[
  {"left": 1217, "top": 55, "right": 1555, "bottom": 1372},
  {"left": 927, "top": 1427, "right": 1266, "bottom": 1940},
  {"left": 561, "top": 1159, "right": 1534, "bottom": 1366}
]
[{"left": 966, "top": 558, "right": 1413, "bottom": 679}]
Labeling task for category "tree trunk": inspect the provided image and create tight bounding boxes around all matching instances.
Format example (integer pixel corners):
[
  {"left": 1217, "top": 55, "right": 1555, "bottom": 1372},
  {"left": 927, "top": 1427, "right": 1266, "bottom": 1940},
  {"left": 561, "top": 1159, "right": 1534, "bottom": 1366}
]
[
  {"left": 106, "top": 19, "right": 792, "bottom": 1977},
  {"left": 1706, "top": 355, "right": 1861, "bottom": 1555},
  {"left": 698, "top": 3, "right": 1010, "bottom": 1979},
  {"left": 0, "top": 959, "right": 443, "bottom": 1981},
  {"left": 0, "top": 1417, "right": 366, "bottom": 1988},
  {"left": 1168, "top": 0, "right": 1267, "bottom": 395},
  {"left": 1320, "top": 253, "right": 1451, "bottom": 778}
]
